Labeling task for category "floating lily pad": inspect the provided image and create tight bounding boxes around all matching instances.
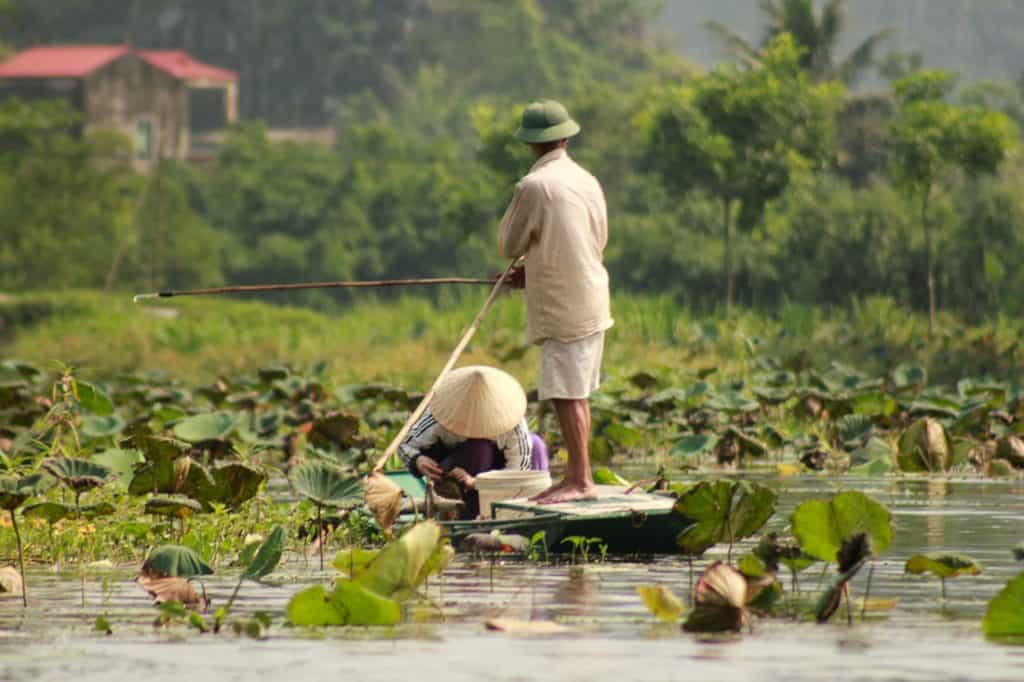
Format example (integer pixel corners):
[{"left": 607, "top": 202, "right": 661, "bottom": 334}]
[
  {"left": 671, "top": 434, "right": 718, "bottom": 458},
  {"left": 905, "top": 553, "right": 983, "bottom": 579}
]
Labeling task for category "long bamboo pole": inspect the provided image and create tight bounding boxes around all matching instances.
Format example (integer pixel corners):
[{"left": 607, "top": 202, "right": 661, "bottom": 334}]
[
  {"left": 131, "top": 276, "right": 495, "bottom": 302},
  {"left": 371, "top": 258, "right": 520, "bottom": 473}
]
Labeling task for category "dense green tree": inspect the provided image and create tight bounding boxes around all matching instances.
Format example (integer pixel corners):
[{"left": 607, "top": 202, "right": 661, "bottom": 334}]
[
  {"left": 887, "top": 70, "right": 1017, "bottom": 334},
  {"left": 643, "top": 35, "right": 844, "bottom": 308}
]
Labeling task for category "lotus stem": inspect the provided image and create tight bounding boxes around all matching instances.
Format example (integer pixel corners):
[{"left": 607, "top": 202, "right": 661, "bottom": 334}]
[
  {"left": 11, "top": 511, "right": 27, "bottom": 608},
  {"left": 860, "top": 561, "right": 875, "bottom": 619},
  {"left": 844, "top": 583, "right": 852, "bottom": 625},
  {"left": 687, "top": 556, "right": 695, "bottom": 608},
  {"left": 941, "top": 576, "right": 946, "bottom": 601},
  {"left": 317, "top": 505, "right": 324, "bottom": 572}
]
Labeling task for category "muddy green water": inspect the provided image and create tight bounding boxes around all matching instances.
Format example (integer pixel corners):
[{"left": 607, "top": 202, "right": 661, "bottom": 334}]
[{"left": 1, "top": 476, "right": 1023, "bottom": 682}]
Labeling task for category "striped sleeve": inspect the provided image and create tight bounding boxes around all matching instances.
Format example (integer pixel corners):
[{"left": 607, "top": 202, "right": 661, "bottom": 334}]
[
  {"left": 496, "top": 418, "right": 533, "bottom": 471},
  {"left": 398, "top": 410, "right": 441, "bottom": 475}
]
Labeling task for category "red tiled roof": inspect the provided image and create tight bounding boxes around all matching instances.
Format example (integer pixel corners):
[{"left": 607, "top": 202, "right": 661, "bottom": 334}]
[
  {"left": 0, "top": 45, "right": 237, "bottom": 82},
  {"left": 138, "top": 50, "right": 237, "bottom": 83},
  {"left": 0, "top": 45, "right": 129, "bottom": 78}
]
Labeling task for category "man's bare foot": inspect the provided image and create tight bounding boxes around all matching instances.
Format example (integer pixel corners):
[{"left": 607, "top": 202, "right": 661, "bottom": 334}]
[
  {"left": 534, "top": 483, "right": 598, "bottom": 505},
  {"left": 529, "top": 478, "right": 569, "bottom": 502}
]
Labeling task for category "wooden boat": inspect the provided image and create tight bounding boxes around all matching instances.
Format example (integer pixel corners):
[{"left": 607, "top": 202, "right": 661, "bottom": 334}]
[{"left": 385, "top": 471, "right": 691, "bottom": 555}]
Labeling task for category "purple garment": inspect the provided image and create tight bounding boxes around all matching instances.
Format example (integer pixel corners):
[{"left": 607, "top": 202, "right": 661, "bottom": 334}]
[{"left": 432, "top": 433, "right": 549, "bottom": 519}]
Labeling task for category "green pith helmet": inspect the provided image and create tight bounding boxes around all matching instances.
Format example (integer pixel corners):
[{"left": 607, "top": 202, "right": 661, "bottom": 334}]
[{"left": 514, "top": 99, "right": 581, "bottom": 144}]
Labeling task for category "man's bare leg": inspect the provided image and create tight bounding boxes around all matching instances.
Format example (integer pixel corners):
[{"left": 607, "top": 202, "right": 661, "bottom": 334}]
[{"left": 531, "top": 398, "right": 598, "bottom": 503}]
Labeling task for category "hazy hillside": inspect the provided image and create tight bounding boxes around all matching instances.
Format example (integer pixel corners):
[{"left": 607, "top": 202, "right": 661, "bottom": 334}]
[{"left": 658, "top": 0, "right": 1024, "bottom": 84}]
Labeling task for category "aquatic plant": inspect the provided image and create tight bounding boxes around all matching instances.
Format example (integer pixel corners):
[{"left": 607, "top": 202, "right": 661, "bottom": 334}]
[
  {"left": 674, "top": 480, "right": 777, "bottom": 562},
  {"left": 0, "top": 472, "right": 51, "bottom": 606},
  {"left": 904, "top": 553, "right": 983, "bottom": 599},
  {"left": 288, "top": 521, "right": 450, "bottom": 626},
  {"left": 42, "top": 457, "right": 115, "bottom": 516},
  {"left": 683, "top": 561, "right": 773, "bottom": 633},
  {"left": 983, "top": 572, "right": 1024, "bottom": 642},
  {"left": 289, "top": 460, "right": 362, "bottom": 570},
  {"left": 897, "top": 418, "right": 953, "bottom": 472},
  {"left": 637, "top": 584, "right": 686, "bottom": 624}
]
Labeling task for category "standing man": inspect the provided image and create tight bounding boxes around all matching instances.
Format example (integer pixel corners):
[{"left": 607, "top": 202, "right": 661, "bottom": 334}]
[{"left": 497, "top": 99, "right": 613, "bottom": 504}]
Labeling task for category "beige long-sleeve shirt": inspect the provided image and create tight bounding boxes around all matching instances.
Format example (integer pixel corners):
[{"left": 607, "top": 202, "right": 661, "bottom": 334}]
[{"left": 497, "top": 148, "right": 613, "bottom": 345}]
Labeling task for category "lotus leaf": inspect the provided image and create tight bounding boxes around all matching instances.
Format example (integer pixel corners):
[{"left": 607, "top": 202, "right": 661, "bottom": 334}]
[
  {"left": 897, "top": 418, "right": 953, "bottom": 472},
  {"left": 287, "top": 581, "right": 401, "bottom": 627},
  {"left": 308, "top": 412, "right": 361, "bottom": 449},
  {"left": 91, "top": 448, "right": 144, "bottom": 484},
  {"left": 638, "top": 584, "right": 685, "bottom": 623},
  {"left": 673, "top": 480, "right": 777, "bottom": 556},
  {"left": 257, "top": 366, "right": 290, "bottom": 383},
  {"left": 790, "top": 491, "right": 893, "bottom": 563},
  {"left": 835, "top": 414, "right": 873, "bottom": 446},
  {"left": 0, "top": 473, "right": 51, "bottom": 511},
  {"left": 145, "top": 495, "right": 202, "bottom": 519},
  {"left": 142, "top": 544, "right": 213, "bottom": 578},
  {"left": 42, "top": 458, "right": 114, "bottom": 494},
  {"left": 129, "top": 456, "right": 214, "bottom": 498},
  {"left": 683, "top": 561, "right": 752, "bottom": 633},
  {"left": 1014, "top": 543, "right": 1024, "bottom": 564},
  {"left": 197, "top": 462, "right": 267, "bottom": 510},
  {"left": 905, "top": 553, "right": 983, "bottom": 579},
  {"left": 23, "top": 501, "right": 114, "bottom": 524},
  {"left": 75, "top": 381, "right": 114, "bottom": 415},
  {"left": 333, "top": 548, "right": 381, "bottom": 578},
  {"left": 592, "top": 467, "right": 630, "bottom": 486},
  {"left": 1, "top": 360, "right": 41, "bottom": 379},
  {"left": 133, "top": 436, "right": 191, "bottom": 463},
  {"left": 356, "top": 521, "right": 444, "bottom": 598},
  {"left": 848, "top": 438, "right": 894, "bottom": 475},
  {"left": 605, "top": 422, "right": 644, "bottom": 449},
  {"left": 135, "top": 575, "right": 204, "bottom": 608},
  {"left": 982, "top": 573, "right": 1024, "bottom": 639},
  {"left": 852, "top": 391, "right": 898, "bottom": 417},
  {"left": 706, "top": 391, "right": 759, "bottom": 414},
  {"left": 995, "top": 436, "right": 1024, "bottom": 468},
  {"left": 290, "top": 461, "right": 362, "bottom": 508},
  {"left": 172, "top": 411, "right": 238, "bottom": 443},
  {"left": 241, "top": 526, "right": 286, "bottom": 581},
  {"left": 671, "top": 434, "right": 718, "bottom": 459},
  {"left": 891, "top": 364, "right": 927, "bottom": 390},
  {"left": 80, "top": 415, "right": 125, "bottom": 439}
]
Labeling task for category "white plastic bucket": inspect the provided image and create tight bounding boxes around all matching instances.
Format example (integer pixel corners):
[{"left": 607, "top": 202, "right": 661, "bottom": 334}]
[{"left": 476, "top": 469, "right": 551, "bottom": 519}]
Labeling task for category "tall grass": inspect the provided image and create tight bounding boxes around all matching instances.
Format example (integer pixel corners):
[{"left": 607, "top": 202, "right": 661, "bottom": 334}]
[{"left": 1, "top": 290, "right": 1020, "bottom": 388}]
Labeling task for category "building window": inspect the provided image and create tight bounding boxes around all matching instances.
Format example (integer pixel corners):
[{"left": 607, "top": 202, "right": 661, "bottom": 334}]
[{"left": 135, "top": 119, "right": 154, "bottom": 160}]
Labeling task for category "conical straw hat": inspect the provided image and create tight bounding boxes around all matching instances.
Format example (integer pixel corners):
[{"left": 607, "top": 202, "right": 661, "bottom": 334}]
[{"left": 430, "top": 365, "right": 527, "bottom": 439}]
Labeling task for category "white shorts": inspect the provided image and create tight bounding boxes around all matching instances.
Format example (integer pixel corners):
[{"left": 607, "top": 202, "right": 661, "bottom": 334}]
[{"left": 538, "top": 332, "right": 605, "bottom": 401}]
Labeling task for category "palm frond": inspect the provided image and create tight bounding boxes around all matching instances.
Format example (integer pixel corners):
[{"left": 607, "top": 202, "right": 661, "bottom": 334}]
[
  {"left": 703, "top": 20, "right": 759, "bottom": 61},
  {"left": 820, "top": 0, "right": 847, "bottom": 48},
  {"left": 838, "top": 28, "right": 894, "bottom": 85}
]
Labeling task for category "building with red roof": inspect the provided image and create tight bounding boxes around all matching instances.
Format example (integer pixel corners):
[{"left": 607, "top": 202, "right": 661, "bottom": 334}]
[{"left": 0, "top": 45, "right": 238, "bottom": 169}]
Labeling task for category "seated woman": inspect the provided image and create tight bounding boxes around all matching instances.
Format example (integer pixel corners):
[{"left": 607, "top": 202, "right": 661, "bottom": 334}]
[{"left": 398, "top": 365, "right": 548, "bottom": 519}]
